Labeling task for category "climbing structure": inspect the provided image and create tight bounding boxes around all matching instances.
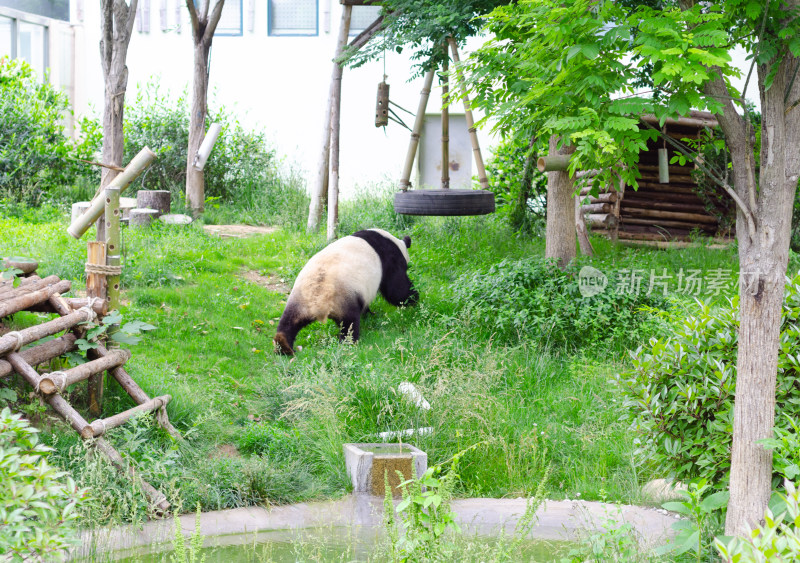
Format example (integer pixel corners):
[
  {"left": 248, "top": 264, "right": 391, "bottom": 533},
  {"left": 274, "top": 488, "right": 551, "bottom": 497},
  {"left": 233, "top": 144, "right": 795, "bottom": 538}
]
[{"left": 0, "top": 269, "right": 178, "bottom": 512}]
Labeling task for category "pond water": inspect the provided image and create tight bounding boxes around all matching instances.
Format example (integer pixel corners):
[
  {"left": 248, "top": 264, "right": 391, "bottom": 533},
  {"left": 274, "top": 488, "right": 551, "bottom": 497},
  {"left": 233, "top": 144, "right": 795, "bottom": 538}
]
[{"left": 112, "top": 526, "right": 566, "bottom": 562}]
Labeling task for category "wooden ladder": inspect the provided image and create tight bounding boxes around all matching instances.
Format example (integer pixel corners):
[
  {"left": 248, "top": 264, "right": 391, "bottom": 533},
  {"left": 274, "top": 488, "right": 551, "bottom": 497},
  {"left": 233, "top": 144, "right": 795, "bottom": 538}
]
[{"left": 0, "top": 274, "right": 180, "bottom": 512}]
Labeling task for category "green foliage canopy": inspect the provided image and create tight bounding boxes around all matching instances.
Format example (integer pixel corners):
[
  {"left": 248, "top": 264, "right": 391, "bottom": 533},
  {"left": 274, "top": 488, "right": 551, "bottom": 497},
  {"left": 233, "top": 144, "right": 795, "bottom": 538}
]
[
  {"left": 343, "top": 0, "right": 511, "bottom": 75},
  {"left": 465, "top": 0, "right": 800, "bottom": 193}
]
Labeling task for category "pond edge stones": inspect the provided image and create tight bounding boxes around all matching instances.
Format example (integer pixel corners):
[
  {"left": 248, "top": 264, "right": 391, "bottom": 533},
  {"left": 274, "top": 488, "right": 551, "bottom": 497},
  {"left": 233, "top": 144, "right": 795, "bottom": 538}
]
[{"left": 344, "top": 443, "right": 427, "bottom": 497}]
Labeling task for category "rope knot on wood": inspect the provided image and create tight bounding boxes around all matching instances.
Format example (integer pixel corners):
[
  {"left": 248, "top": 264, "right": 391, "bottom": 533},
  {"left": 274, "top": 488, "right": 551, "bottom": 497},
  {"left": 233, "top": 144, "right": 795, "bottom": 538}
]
[
  {"left": 85, "top": 263, "right": 123, "bottom": 276},
  {"left": 4, "top": 331, "right": 24, "bottom": 352},
  {"left": 79, "top": 306, "right": 97, "bottom": 323}
]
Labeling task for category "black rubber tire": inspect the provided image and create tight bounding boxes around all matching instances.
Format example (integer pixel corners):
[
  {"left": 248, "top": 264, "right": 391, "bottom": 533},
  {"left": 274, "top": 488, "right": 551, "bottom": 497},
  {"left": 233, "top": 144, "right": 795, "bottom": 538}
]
[{"left": 393, "top": 189, "right": 496, "bottom": 216}]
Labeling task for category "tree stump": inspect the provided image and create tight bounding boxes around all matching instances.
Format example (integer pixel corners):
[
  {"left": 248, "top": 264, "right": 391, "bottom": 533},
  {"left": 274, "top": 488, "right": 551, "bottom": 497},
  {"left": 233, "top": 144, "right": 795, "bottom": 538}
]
[
  {"left": 71, "top": 202, "right": 91, "bottom": 223},
  {"left": 136, "top": 190, "right": 170, "bottom": 217},
  {"left": 129, "top": 208, "right": 160, "bottom": 228},
  {"left": 119, "top": 197, "right": 138, "bottom": 220}
]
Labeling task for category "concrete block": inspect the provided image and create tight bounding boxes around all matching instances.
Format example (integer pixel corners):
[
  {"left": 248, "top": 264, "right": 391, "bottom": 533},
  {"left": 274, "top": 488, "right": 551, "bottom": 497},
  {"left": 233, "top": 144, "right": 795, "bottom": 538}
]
[{"left": 344, "top": 443, "right": 427, "bottom": 497}]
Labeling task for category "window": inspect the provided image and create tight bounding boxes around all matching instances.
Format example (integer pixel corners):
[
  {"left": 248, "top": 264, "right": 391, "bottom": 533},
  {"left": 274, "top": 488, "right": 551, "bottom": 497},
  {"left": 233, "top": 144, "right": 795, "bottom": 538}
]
[
  {"left": 0, "top": 0, "right": 69, "bottom": 22},
  {"left": 350, "top": 5, "right": 380, "bottom": 35},
  {"left": 214, "top": 0, "right": 242, "bottom": 36},
  {"left": 0, "top": 15, "right": 13, "bottom": 58},
  {"left": 17, "top": 20, "right": 45, "bottom": 77},
  {"left": 268, "top": 0, "right": 317, "bottom": 36}
]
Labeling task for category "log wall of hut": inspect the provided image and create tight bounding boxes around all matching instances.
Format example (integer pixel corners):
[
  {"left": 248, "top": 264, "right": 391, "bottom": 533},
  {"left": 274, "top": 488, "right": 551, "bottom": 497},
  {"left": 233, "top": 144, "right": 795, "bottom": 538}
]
[{"left": 585, "top": 111, "right": 730, "bottom": 243}]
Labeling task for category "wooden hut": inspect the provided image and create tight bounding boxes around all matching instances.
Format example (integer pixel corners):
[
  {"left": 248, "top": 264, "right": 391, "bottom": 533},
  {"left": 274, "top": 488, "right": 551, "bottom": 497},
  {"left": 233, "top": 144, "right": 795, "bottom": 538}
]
[{"left": 583, "top": 110, "right": 731, "bottom": 243}]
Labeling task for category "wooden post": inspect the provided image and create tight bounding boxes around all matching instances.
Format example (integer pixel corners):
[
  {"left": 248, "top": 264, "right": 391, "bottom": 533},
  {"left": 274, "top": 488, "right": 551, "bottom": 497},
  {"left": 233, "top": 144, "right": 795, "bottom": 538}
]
[
  {"left": 612, "top": 172, "right": 626, "bottom": 241},
  {"left": 308, "top": 5, "right": 353, "bottom": 233},
  {"left": 326, "top": 4, "right": 353, "bottom": 243},
  {"left": 86, "top": 241, "right": 106, "bottom": 417},
  {"left": 441, "top": 49, "right": 450, "bottom": 190},
  {"left": 399, "top": 68, "right": 436, "bottom": 190},
  {"left": 447, "top": 38, "right": 489, "bottom": 189}
]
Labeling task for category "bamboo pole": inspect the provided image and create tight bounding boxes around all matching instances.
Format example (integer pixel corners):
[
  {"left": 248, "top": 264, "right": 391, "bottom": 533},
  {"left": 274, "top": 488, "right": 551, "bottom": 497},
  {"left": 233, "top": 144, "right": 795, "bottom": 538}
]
[
  {"left": 399, "top": 68, "right": 436, "bottom": 190},
  {"left": 326, "top": 4, "right": 352, "bottom": 243},
  {"left": 441, "top": 50, "right": 450, "bottom": 190},
  {"left": 84, "top": 395, "right": 171, "bottom": 438},
  {"left": 0, "top": 334, "right": 77, "bottom": 379},
  {"left": 38, "top": 349, "right": 131, "bottom": 395},
  {"left": 0, "top": 280, "right": 71, "bottom": 318},
  {"left": 105, "top": 187, "right": 121, "bottom": 310},
  {"left": 0, "top": 308, "right": 95, "bottom": 356},
  {"left": 537, "top": 154, "right": 572, "bottom": 172},
  {"left": 447, "top": 38, "right": 489, "bottom": 189},
  {"left": 67, "top": 147, "right": 156, "bottom": 240}
]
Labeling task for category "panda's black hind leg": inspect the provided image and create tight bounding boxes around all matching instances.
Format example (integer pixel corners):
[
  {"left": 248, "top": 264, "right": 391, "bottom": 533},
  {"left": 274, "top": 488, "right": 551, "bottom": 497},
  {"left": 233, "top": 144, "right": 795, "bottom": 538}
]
[{"left": 335, "top": 295, "right": 364, "bottom": 344}]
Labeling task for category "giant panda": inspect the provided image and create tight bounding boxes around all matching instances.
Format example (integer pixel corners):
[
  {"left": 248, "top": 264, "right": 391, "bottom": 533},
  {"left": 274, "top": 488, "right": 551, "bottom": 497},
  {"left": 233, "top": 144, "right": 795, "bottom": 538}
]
[{"left": 273, "top": 228, "right": 418, "bottom": 356}]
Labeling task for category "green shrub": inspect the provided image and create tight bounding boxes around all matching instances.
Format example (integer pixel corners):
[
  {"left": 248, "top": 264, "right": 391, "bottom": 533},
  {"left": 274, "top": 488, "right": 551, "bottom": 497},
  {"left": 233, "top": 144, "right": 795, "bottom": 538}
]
[
  {"left": 123, "top": 81, "right": 277, "bottom": 205},
  {"left": 0, "top": 58, "right": 100, "bottom": 204},
  {"left": 0, "top": 407, "right": 85, "bottom": 561},
  {"left": 618, "top": 272, "right": 800, "bottom": 492},
  {"left": 236, "top": 422, "right": 300, "bottom": 460},
  {"left": 484, "top": 133, "right": 547, "bottom": 232},
  {"left": 453, "top": 258, "right": 668, "bottom": 351}
]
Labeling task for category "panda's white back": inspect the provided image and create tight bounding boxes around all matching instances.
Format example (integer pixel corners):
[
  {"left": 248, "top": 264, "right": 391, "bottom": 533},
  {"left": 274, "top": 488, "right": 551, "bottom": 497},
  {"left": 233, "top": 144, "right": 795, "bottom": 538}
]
[{"left": 288, "top": 236, "right": 382, "bottom": 321}]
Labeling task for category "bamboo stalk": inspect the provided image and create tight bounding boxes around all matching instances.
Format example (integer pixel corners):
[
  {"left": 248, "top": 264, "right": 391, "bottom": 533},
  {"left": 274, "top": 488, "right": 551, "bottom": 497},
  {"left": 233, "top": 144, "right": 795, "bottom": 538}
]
[
  {"left": 658, "top": 148, "right": 670, "bottom": 183},
  {"left": 67, "top": 147, "right": 156, "bottom": 240},
  {"left": 38, "top": 349, "right": 131, "bottom": 395},
  {"left": 441, "top": 50, "right": 450, "bottom": 190},
  {"left": 0, "top": 334, "right": 78, "bottom": 379},
  {"left": 0, "top": 308, "right": 94, "bottom": 356},
  {"left": 398, "top": 68, "right": 436, "bottom": 191},
  {"left": 447, "top": 38, "right": 489, "bottom": 189},
  {"left": 105, "top": 187, "right": 121, "bottom": 310},
  {"left": 0, "top": 280, "right": 71, "bottom": 319},
  {"left": 84, "top": 395, "right": 171, "bottom": 438},
  {"left": 326, "top": 4, "right": 352, "bottom": 243},
  {"left": 537, "top": 155, "right": 572, "bottom": 172}
]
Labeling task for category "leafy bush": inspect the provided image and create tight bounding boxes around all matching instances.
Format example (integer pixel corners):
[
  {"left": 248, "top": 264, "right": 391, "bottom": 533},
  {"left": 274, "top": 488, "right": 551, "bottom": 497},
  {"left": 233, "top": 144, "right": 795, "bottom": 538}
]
[
  {"left": 618, "top": 272, "right": 800, "bottom": 492},
  {"left": 453, "top": 258, "right": 668, "bottom": 351},
  {"left": 0, "top": 407, "right": 85, "bottom": 562},
  {"left": 485, "top": 133, "right": 547, "bottom": 232},
  {"left": 715, "top": 480, "right": 800, "bottom": 562},
  {"left": 0, "top": 58, "right": 100, "bottom": 204},
  {"left": 123, "top": 82, "right": 277, "bottom": 204}
]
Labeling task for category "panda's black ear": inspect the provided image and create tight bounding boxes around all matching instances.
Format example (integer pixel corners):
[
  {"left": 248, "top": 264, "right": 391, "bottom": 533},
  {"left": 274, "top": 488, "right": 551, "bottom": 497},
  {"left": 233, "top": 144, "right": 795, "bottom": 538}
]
[{"left": 403, "top": 236, "right": 412, "bottom": 249}]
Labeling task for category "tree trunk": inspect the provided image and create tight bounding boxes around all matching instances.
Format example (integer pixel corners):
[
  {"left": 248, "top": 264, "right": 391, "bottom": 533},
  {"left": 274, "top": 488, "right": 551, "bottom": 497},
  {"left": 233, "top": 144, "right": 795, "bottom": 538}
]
[
  {"left": 99, "top": 0, "right": 137, "bottom": 190},
  {"left": 186, "top": 42, "right": 210, "bottom": 215},
  {"left": 185, "top": 0, "right": 225, "bottom": 217},
  {"left": 707, "top": 39, "right": 800, "bottom": 535},
  {"left": 545, "top": 137, "right": 576, "bottom": 268}
]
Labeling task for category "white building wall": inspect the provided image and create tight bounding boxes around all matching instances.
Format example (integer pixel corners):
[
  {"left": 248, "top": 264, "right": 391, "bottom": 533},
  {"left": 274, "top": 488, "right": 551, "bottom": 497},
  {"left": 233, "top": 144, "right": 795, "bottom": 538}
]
[{"left": 68, "top": 1, "right": 494, "bottom": 199}]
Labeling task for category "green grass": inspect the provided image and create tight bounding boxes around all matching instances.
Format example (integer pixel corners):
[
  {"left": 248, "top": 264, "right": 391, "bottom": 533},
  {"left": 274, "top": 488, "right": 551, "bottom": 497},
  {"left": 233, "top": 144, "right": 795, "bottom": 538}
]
[{"left": 0, "top": 190, "right": 742, "bottom": 529}]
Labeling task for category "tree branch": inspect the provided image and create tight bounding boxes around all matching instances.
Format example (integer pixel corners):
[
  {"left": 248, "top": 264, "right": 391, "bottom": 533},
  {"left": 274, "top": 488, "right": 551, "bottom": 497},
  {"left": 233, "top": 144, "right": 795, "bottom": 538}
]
[
  {"left": 203, "top": 0, "right": 226, "bottom": 43},
  {"left": 124, "top": 0, "right": 139, "bottom": 40},
  {"left": 185, "top": 0, "right": 201, "bottom": 39},
  {"left": 100, "top": 0, "right": 113, "bottom": 76}
]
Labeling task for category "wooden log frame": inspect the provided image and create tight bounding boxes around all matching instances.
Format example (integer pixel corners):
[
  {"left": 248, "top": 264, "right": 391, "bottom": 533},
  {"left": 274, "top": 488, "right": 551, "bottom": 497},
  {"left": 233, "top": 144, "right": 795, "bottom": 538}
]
[
  {"left": 0, "top": 280, "right": 182, "bottom": 512},
  {"left": 0, "top": 280, "right": 70, "bottom": 315}
]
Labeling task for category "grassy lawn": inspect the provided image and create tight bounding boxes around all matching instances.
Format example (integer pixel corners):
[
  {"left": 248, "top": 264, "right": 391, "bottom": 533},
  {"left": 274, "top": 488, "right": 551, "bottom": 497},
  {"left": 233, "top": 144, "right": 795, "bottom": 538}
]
[{"left": 0, "top": 193, "right": 743, "bottom": 528}]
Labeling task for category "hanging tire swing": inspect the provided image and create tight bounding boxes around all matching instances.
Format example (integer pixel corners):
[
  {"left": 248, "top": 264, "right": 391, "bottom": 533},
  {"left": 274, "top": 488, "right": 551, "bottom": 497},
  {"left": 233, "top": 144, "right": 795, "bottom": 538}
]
[{"left": 393, "top": 38, "right": 495, "bottom": 217}]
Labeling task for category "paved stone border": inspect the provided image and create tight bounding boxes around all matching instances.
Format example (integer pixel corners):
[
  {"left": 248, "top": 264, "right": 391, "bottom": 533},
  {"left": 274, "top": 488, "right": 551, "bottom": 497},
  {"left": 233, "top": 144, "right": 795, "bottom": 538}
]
[{"left": 74, "top": 496, "right": 678, "bottom": 559}]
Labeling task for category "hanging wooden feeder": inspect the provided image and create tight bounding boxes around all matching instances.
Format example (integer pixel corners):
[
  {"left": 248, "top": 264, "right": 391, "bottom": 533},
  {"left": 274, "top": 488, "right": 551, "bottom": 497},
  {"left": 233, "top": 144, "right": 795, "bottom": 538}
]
[
  {"left": 375, "top": 81, "right": 389, "bottom": 127},
  {"left": 393, "top": 38, "right": 495, "bottom": 217}
]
